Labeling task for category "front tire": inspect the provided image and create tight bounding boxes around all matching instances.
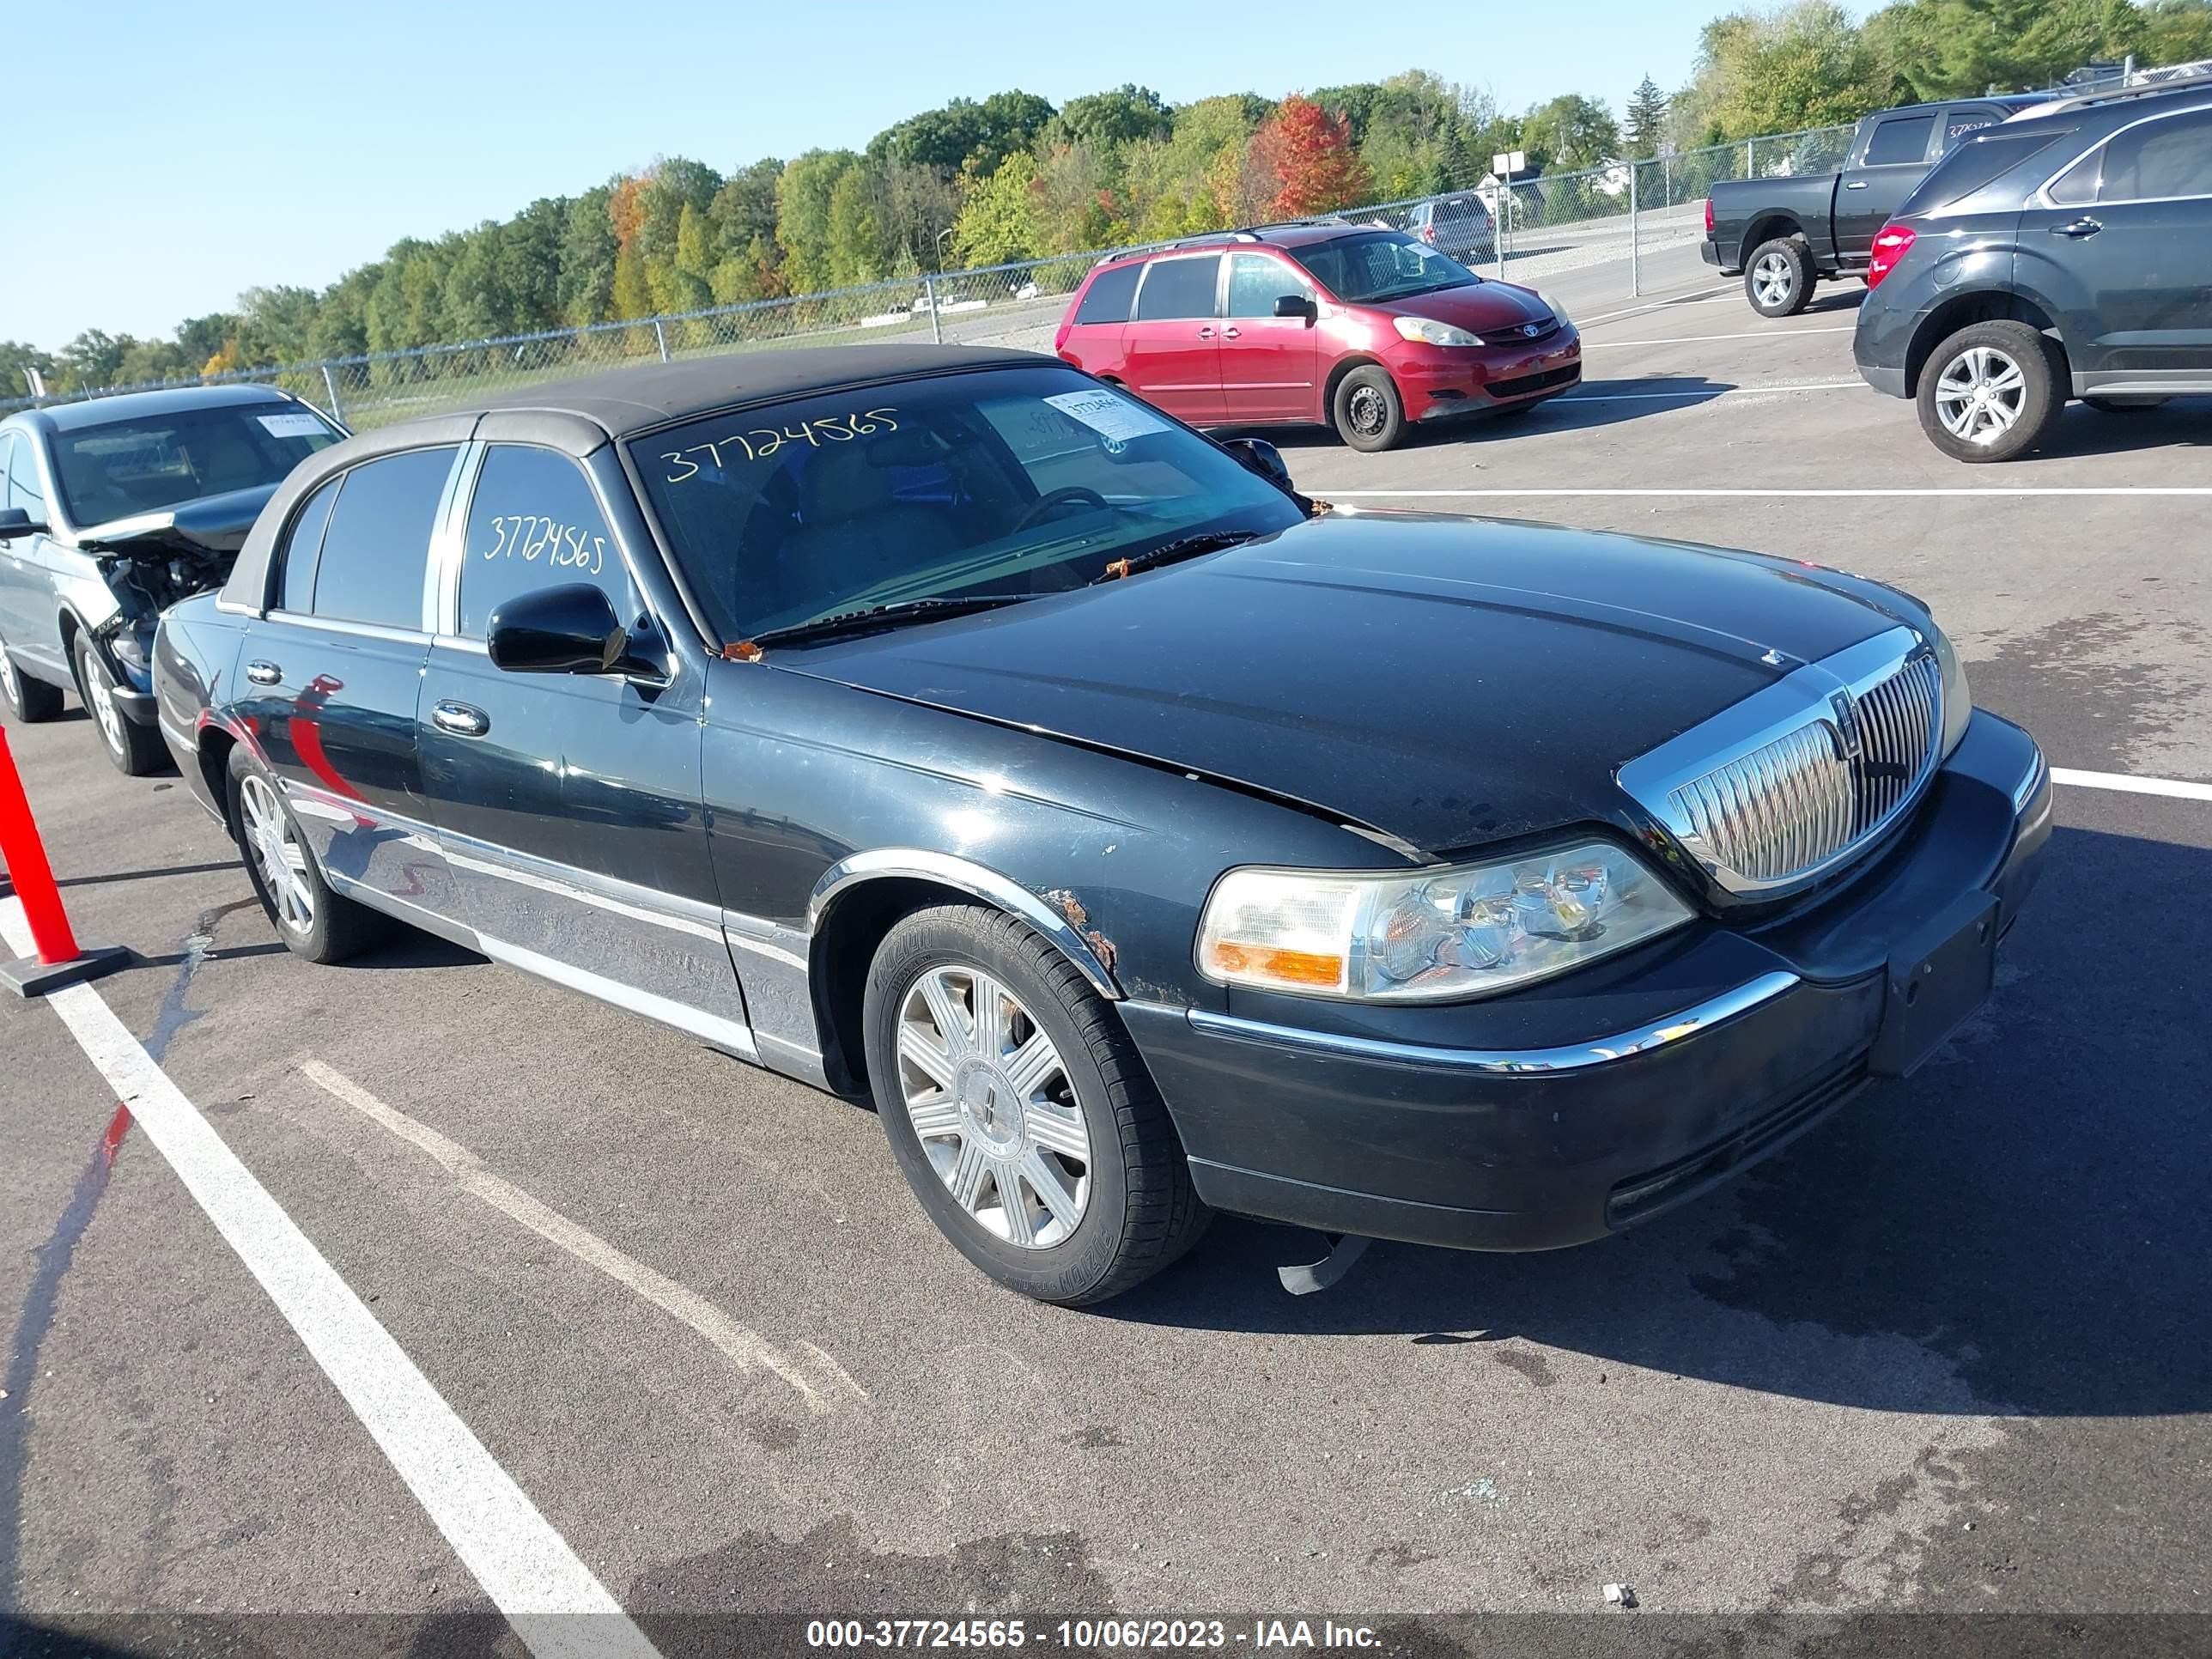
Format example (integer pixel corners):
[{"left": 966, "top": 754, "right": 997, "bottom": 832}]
[
  {"left": 1331, "top": 365, "right": 1407, "bottom": 452},
  {"left": 71, "top": 634, "right": 167, "bottom": 775},
  {"left": 863, "top": 903, "right": 1209, "bottom": 1305},
  {"left": 226, "top": 745, "right": 386, "bottom": 963},
  {"left": 1916, "top": 321, "right": 2063, "bottom": 464},
  {"left": 1744, "top": 237, "right": 1814, "bottom": 317},
  {"left": 1, "top": 647, "right": 64, "bottom": 723}
]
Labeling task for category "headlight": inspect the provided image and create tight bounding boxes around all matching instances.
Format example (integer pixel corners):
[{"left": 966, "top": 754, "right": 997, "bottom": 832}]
[
  {"left": 1196, "top": 840, "right": 1692, "bottom": 1002},
  {"left": 1393, "top": 315, "right": 1484, "bottom": 347},
  {"left": 108, "top": 629, "right": 151, "bottom": 672},
  {"left": 1929, "top": 625, "right": 1971, "bottom": 757},
  {"left": 1547, "top": 295, "right": 1571, "bottom": 327}
]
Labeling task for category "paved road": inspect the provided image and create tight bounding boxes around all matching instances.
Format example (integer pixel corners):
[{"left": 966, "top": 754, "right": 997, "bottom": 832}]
[{"left": 3, "top": 253, "right": 2209, "bottom": 1658}]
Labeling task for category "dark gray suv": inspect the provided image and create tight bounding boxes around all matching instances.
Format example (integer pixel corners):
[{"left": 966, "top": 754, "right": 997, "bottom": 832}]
[{"left": 1854, "top": 79, "right": 2212, "bottom": 461}]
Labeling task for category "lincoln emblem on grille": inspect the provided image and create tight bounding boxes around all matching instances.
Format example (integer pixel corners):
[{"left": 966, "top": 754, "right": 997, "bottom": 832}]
[{"left": 1829, "top": 690, "right": 1864, "bottom": 758}]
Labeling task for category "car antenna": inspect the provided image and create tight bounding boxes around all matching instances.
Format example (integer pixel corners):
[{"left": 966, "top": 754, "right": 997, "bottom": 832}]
[{"left": 1278, "top": 1231, "right": 1373, "bottom": 1295}]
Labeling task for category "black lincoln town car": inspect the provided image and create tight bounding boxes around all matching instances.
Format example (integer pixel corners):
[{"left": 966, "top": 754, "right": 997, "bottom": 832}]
[{"left": 152, "top": 345, "right": 2051, "bottom": 1304}]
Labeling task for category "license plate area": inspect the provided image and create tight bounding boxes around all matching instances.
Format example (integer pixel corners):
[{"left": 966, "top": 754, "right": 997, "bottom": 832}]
[{"left": 1868, "top": 892, "right": 2001, "bottom": 1078}]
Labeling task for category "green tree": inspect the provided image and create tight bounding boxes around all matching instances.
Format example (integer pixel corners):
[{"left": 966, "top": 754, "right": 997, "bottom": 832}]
[
  {"left": 951, "top": 151, "right": 1043, "bottom": 266},
  {"left": 610, "top": 240, "right": 653, "bottom": 321},
  {"left": 56, "top": 330, "right": 132, "bottom": 391},
  {"left": 1522, "top": 93, "right": 1622, "bottom": 172},
  {"left": 1626, "top": 76, "right": 1669, "bottom": 157},
  {"left": 1677, "top": 1, "right": 1890, "bottom": 141},
  {"left": 0, "top": 341, "right": 52, "bottom": 398},
  {"left": 1048, "top": 84, "right": 1172, "bottom": 151},
  {"left": 823, "top": 165, "right": 887, "bottom": 285},
  {"left": 775, "top": 150, "right": 861, "bottom": 293},
  {"left": 557, "top": 186, "right": 618, "bottom": 325}
]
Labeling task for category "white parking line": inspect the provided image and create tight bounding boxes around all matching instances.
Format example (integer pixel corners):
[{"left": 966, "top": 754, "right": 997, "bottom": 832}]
[
  {"left": 2052, "top": 768, "right": 2212, "bottom": 802},
  {"left": 298, "top": 1058, "right": 867, "bottom": 1414},
  {"left": 1583, "top": 325, "right": 1857, "bottom": 349},
  {"left": 1572, "top": 287, "right": 1732, "bottom": 328},
  {"left": 0, "top": 901, "right": 660, "bottom": 1659},
  {"left": 1328, "top": 487, "right": 2212, "bottom": 498},
  {"left": 1559, "top": 380, "right": 1870, "bottom": 404}
]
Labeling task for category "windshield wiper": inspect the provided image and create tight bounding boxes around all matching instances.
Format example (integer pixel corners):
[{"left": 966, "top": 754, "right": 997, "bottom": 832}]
[
  {"left": 729, "top": 592, "right": 1031, "bottom": 656},
  {"left": 1091, "top": 530, "right": 1263, "bottom": 585}
]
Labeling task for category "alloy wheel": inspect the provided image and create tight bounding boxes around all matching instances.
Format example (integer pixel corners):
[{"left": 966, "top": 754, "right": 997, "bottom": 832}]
[
  {"left": 240, "top": 773, "right": 316, "bottom": 935},
  {"left": 81, "top": 651, "right": 125, "bottom": 755},
  {"left": 896, "top": 965, "right": 1091, "bottom": 1249},
  {"left": 1934, "top": 346, "right": 2027, "bottom": 446},
  {"left": 1752, "top": 252, "right": 1796, "bottom": 309}
]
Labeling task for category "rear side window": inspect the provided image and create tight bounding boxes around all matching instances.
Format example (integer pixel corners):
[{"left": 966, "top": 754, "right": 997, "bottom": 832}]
[
  {"left": 1904, "top": 128, "right": 2069, "bottom": 212},
  {"left": 1133, "top": 255, "right": 1221, "bottom": 320},
  {"left": 310, "top": 447, "right": 457, "bottom": 629},
  {"left": 1073, "top": 264, "right": 1141, "bottom": 325},
  {"left": 1864, "top": 115, "right": 1935, "bottom": 167},
  {"left": 1942, "top": 106, "right": 2003, "bottom": 149},
  {"left": 459, "top": 446, "right": 636, "bottom": 637},
  {"left": 278, "top": 477, "right": 341, "bottom": 613},
  {"left": 2099, "top": 109, "right": 2212, "bottom": 201}
]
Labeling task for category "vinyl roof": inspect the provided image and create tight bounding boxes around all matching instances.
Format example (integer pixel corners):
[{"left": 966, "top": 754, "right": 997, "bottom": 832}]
[{"left": 446, "top": 343, "right": 1054, "bottom": 440}]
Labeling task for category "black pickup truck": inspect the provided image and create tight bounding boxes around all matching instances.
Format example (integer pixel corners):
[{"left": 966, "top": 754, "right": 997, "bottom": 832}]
[{"left": 1703, "top": 96, "right": 2054, "bottom": 315}]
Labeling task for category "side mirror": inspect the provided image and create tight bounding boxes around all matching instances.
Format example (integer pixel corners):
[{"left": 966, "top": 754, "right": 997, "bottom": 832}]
[
  {"left": 486, "top": 583, "right": 628, "bottom": 675},
  {"left": 0, "top": 507, "right": 48, "bottom": 541},
  {"left": 1273, "top": 294, "right": 1318, "bottom": 324},
  {"left": 1219, "top": 437, "right": 1295, "bottom": 494}
]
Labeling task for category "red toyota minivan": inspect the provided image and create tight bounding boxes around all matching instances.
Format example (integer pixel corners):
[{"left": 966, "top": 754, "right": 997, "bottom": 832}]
[{"left": 1053, "top": 225, "right": 1581, "bottom": 452}]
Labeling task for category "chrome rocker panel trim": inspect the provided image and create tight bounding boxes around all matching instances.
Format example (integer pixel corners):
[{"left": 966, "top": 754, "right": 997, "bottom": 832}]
[{"left": 1170, "top": 971, "right": 1802, "bottom": 1074}]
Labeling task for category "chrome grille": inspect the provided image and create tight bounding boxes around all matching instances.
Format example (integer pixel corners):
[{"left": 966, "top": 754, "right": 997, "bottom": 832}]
[
  {"left": 1669, "top": 720, "right": 1856, "bottom": 883},
  {"left": 1618, "top": 629, "right": 1947, "bottom": 897},
  {"left": 1849, "top": 653, "right": 1940, "bottom": 836}
]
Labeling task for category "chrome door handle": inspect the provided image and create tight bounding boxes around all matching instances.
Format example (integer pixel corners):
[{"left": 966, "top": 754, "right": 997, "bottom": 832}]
[
  {"left": 246, "top": 660, "right": 282, "bottom": 686},
  {"left": 430, "top": 700, "right": 489, "bottom": 738},
  {"left": 1222, "top": 326, "right": 1241, "bottom": 338},
  {"left": 1844, "top": 179, "right": 1870, "bottom": 190},
  {"left": 2051, "top": 217, "right": 2102, "bottom": 238},
  {"left": 1196, "top": 326, "right": 1215, "bottom": 338}
]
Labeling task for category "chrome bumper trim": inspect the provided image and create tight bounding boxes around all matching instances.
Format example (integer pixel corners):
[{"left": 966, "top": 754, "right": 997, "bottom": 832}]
[{"left": 1170, "top": 971, "right": 1802, "bottom": 1075}]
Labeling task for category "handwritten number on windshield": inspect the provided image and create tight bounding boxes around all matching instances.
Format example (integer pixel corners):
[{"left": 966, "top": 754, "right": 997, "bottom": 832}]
[{"left": 659, "top": 408, "right": 899, "bottom": 482}]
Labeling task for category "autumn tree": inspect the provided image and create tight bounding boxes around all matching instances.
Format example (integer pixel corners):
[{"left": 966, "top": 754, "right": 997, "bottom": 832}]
[
  {"left": 1251, "top": 94, "right": 1372, "bottom": 219},
  {"left": 951, "top": 151, "right": 1043, "bottom": 266}
]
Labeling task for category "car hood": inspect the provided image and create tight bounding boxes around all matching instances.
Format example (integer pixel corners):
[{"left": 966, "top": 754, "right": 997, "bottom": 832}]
[
  {"left": 775, "top": 513, "right": 1921, "bottom": 854},
  {"left": 1379, "top": 281, "right": 1556, "bottom": 334},
  {"left": 74, "top": 483, "right": 280, "bottom": 557}
]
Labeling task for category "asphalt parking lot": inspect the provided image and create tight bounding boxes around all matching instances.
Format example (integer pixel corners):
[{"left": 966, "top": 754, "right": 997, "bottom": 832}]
[{"left": 3, "top": 247, "right": 2209, "bottom": 1658}]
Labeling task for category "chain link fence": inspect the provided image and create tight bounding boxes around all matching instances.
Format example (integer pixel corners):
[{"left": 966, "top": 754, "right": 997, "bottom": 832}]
[{"left": 3, "top": 124, "right": 1856, "bottom": 428}]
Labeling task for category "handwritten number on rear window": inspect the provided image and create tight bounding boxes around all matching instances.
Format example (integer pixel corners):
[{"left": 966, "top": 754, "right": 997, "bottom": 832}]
[
  {"left": 481, "top": 514, "right": 606, "bottom": 577},
  {"left": 659, "top": 408, "right": 899, "bottom": 482}
]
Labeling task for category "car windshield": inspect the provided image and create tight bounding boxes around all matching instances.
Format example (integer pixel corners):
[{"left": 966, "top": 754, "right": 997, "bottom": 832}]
[
  {"left": 47, "top": 403, "right": 343, "bottom": 526},
  {"left": 1289, "top": 231, "right": 1480, "bottom": 303},
  {"left": 628, "top": 364, "right": 1307, "bottom": 642}
]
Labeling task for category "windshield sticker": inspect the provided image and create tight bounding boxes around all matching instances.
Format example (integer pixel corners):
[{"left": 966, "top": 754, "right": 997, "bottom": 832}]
[
  {"left": 1042, "top": 390, "right": 1170, "bottom": 445},
  {"left": 258, "top": 411, "right": 329, "bottom": 440},
  {"left": 482, "top": 514, "right": 606, "bottom": 577},
  {"left": 658, "top": 408, "right": 899, "bottom": 482}
]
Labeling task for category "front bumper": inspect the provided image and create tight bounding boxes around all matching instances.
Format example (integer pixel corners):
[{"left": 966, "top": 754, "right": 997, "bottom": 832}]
[
  {"left": 1122, "top": 710, "right": 2050, "bottom": 1252},
  {"left": 1395, "top": 331, "right": 1583, "bottom": 422}
]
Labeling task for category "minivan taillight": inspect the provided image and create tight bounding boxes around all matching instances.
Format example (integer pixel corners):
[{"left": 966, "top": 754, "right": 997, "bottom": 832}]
[
  {"left": 1867, "top": 223, "right": 1917, "bottom": 289},
  {"left": 1703, "top": 197, "right": 1714, "bottom": 234}
]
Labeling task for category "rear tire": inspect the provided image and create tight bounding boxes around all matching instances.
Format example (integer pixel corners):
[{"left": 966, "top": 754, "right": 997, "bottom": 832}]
[
  {"left": 2084, "top": 396, "right": 2167, "bottom": 414},
  {"left": 1332, "top": 365, "right": 1406, "bottom": 452},
  {"left": 1915, "top": 321, "right": 2063, "bottom": 464},
  {"left": 1, "top": 648, "right": 64, "bottom": 723},
  {"left": 1744, "top": 237, "right": 1814, "bottom": 318},
  {"left": 863, "top": 903, "right": 1210, "bottom": 1305},
  {"left": 225, "top": 744, "right": 386, "bottom": 964},
  {"left": 71, "top": 633, "right": 167, "bottom": 775}
]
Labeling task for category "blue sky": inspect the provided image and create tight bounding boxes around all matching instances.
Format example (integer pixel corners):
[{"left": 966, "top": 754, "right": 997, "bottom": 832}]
[{"left": 9, "top": 0, "right": 1736, "bottom": 349}]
